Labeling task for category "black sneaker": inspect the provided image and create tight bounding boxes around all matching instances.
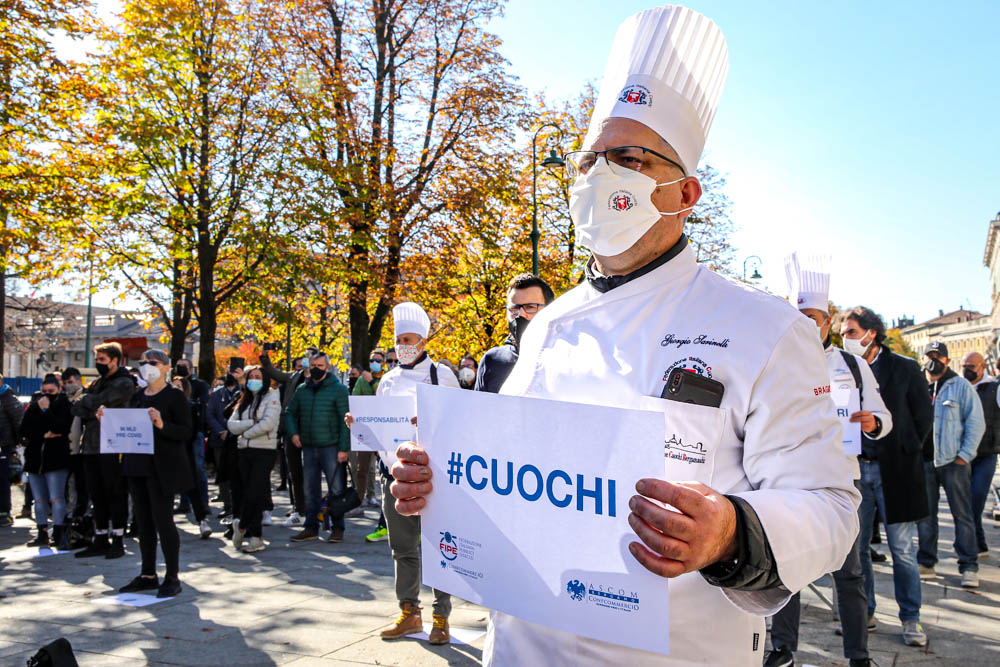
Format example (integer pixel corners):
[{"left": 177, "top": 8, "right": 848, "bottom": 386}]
[
  {"left": 870, "top": 548, "right": 888, "bottom": 563},
  {"left": 156, "top": 577, "right": 182, "bottom": 598},
  {"left": 290, "top": 528, "right": 318, "bottom": 542},
  {"left": 119, "top": 575, "right": 160, "bottom": 593},
  {"left": 764, "top": 647, "right": 794, "bottom": 667},
  {"left": 105, "top": 535, "right": 125, "bottom": 559},
  {"left": 76, "top": 535, "right": 109, "bottom": 558},
  {"left": 849, "top": 660, "right": 871, "bottom": 667},
  {"left": 26, "top": 528, "right": 49, "bottom": 547}
]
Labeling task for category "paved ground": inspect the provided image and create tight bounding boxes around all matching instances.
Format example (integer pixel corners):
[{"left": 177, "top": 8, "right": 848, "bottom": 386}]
[{"left": 1, "top": 474, "right": 999, "bottom": 666}]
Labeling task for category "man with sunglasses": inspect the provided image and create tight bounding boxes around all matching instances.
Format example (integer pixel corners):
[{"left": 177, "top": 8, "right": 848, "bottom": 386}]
[
  {"left": 475, "top": 273, "right": 555, "bottom": 393},
  {"left": 392, "top": 6, "right": 860, "bottom": 665}
]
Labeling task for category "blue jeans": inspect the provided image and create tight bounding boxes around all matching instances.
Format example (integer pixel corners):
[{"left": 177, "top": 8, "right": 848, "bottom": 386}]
[
  {"left": 27, "top": 469, "right": 70, "bottom": 526},
  {"left": 971, "top": 454, "right": 998, "bottom": 552},
  {"left": 302, "top": 446, "right": 346, "bottom": 532},
  {"left": 917, "top": 460, "right": 979, "bottom": 573},
  {"left": 859, "top": 460, "right": 921, "bottom": 622}
]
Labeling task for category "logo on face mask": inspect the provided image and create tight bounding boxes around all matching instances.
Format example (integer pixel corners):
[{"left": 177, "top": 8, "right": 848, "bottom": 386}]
[
  {"left": 608, "top": 190, "right": 635, "bottom": 212},
  {"left": 617, "top": 84, "right": 651, "bottom": 106}
]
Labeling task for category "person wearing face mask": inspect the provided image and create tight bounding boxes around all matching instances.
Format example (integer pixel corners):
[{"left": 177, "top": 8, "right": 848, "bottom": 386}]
[
  {"left": 172, "top": 359, "right": 210, "bottom": 521},
  {"left": 108, "top": 349, "right": 192, "bottom": 598},
  {"left": 474, "top": 273, "right": 555, "bottom": 393},
  {"left": 392, "top": 7, "right": 861, "bottom": 665},
  {"left": 765, "top": 256, "right": 893, "bottom": 667},
  {"left": 959, "top": 352, "right": 1000, "bottom": 557},
  {"left": 916, "top": 341, "right": 984, "bottom": 588},
  {"left": 21, "top": 375, "right": 74, "bottom": 548},
  {"left": 385, "top": 349, "right": 398, "bottom": 371},
  {"left": 285, "top": 351, "right": 351, "bottom": 543},
  {"left": 206, "top": 371, "right": 242, "bottom": 523},
  {"left": 351, "top": 354, "right": 388, "bottom": 518},
  {"left": 458, "top": 356, "right": 478, "bottom": 389},
  {"left": 227, "top": 367, "right": 281, "bottom": 553},
  {"left": 61, "top": 367, "right": 89, "bottom": 527},
  {"left": 71, "top": 342, "right": 137, "bottom": 559}
]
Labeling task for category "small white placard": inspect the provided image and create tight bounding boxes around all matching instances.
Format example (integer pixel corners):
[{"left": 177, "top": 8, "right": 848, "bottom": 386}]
[
  {"left": 348, "top": 396, "right": 416, "bottom": 457},
  {"left": 100, "top": 409, "right": 155, "bottom": 455}
]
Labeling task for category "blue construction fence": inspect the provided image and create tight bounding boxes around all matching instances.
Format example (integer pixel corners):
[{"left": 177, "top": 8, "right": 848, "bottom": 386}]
[{"left": 4, "top": 377, "right": 43, "bottom": 397}]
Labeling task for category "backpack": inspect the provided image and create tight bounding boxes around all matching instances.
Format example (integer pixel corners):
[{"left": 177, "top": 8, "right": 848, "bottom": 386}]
[
  {"left": 839, "top": 350, "right": 863, "bottom": 408},
  {"left": 26, "top": 638, "right": 78, "bottom": 667}
]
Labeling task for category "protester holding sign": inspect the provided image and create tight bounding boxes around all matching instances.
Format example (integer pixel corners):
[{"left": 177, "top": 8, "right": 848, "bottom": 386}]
[
  {"left": 766, "top": 254, "right": 894, "bottom": 667},
  {"left": 393, "top": 6, "right": 860, "bottom": 665},
  {"left": 115, "top": 349, "right": 193, "bottom": 598}
]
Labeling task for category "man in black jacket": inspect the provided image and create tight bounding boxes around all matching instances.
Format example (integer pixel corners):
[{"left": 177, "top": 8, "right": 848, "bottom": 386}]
[
  {"left": 474, "top": 273, "right": 555, "bottom": 393},
  {"left": 260, "top": 350, "right": 311, "bottom": 525},
  {"left": 841, "top": 307, "right": 932, "bottom": 648},
  {"left": 173, "top": 358, "right": 210, "bottom": 515},
  {"left": 0, "top": 374, "right": 24, "bottom": 527},
  {"left": 71, "top": 342, "right": 136, "bottom": 558},
  {"left": 960, "top": 351, "right": 1000, "bottom": 556}
]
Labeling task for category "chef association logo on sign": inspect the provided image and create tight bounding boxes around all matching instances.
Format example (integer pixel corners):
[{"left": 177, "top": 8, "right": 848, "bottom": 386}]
[
  {"left": 437, "top": 530, "right": 485, "bottom": 580},
  {"left": 617, "top": 84, "right": 651, "bottom": 106},
  {"left": 564, "top": 578, "right": 641, "bottom": 613},
  {"left": 439, "top": 531, "right": 459, "bottom": 562},
  {"left": 608, "top": 190, "right": 635, "bottom": 212}
]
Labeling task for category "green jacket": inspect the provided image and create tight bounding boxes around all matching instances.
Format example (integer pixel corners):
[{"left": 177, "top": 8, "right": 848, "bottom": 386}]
[
  {"left": 284, "top": 374, "right": 351, "bottom": 450},
  {"left": 351, "top": 375, "right": 379, "bottom": 396}
]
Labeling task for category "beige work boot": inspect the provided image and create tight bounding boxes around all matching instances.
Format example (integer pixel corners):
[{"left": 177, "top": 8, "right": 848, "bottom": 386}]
[
  {"left": 380, "top": 602, "right": 422, "bottom": 640},
  {"left": 428, "top": 613, "right": 450, "bottom": 645}
]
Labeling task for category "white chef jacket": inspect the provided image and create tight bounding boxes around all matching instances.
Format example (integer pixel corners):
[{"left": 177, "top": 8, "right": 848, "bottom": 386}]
[
  {"left": 486, "top": 242, "right": 861, "bottom": 666},
  {"left": 376, "top": 354, "right": 460, "bottom": 466},
  {"left": 824, "top": 344, "right": 893, "bottom": 479}
]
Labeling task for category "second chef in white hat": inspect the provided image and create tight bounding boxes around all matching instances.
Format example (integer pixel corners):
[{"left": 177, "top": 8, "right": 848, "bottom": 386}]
[{"left": 392, "top": 5, "right": 860, "bottom": 665}]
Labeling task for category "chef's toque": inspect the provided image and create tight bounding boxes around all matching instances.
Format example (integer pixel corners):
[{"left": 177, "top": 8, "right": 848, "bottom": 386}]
[
  {"left": 584, "top": 5, "right": 729, "bottom": 175},
  {"left": 784, "top": 252, "right": 831, "bottom": 312},
  {"left": 393, "top": 302, "right": 431, "bottom": 339}
]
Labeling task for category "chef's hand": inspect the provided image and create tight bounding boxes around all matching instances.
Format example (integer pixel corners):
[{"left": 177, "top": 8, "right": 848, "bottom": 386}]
[
  {"left": 391, "top": 443, "right": 432, "bottom": 516},
  {"left": 629, "top": 479, "right": 738, "bottom": 578},
  {"left": 291, "top": 434, "right": 302, "bottom": 449},
  {"left": 345, "top": 413, "right": 354, "bottom": 427},
  {"left": 148, "top": 408, "right": 164, "bottom": 429},
  {"left": 850, "top": 410, "right": 877, "bottom": 434},
  {"left": 337, "top": 451, "right": 349, "bottom": 463}
]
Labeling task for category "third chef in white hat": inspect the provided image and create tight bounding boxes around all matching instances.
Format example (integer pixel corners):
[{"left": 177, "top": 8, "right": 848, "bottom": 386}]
[{"left": 391, "top": 5, "right": 860, "bottom": 665}]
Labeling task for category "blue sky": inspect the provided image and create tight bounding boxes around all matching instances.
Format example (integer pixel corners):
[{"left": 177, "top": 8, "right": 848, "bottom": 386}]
[{"left": 492, "top": 0, "right": 1000, "bottom": 325}]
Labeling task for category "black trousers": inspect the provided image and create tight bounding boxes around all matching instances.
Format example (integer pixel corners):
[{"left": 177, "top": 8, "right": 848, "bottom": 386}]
[
  {"left": 84, "top": 453, "right": 127, "bottom": 532},
  {"left": 217, "top": 440, "right": 239, "bottom": 513},
  {"left": 285, "top": 440, "right": 304, "bottom": 515},
  {"left": 128, "top": 475, "right": 180, "bottom": 580},
  {"left": 238, "top": 448, "right": 276, "bottom": 538},
  {"left": 180, "top": 438, "right": 208, "bottom": 522},
  {"left": 70, "top": 455, "right": 89, "bottom": 517}
]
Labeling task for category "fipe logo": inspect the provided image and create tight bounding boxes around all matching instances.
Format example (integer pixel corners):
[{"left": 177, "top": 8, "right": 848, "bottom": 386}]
[{"left": 439, "top": 531, "right": 459, "bottom": 561}]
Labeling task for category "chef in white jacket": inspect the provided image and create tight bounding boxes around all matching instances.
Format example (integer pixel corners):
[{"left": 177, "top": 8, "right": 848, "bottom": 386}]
[
  {"left": 767, "top": 255, "right": 893, "bottom": 667},
  {"left": 391, "top": 5, "right": 861, "bottom": 665}
]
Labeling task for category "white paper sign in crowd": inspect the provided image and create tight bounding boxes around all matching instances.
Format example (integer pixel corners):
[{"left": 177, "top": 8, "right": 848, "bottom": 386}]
[
  {"left": 416, "top": 385, "right": 671, "bottom": 655},
  {"left": 347, "top": 396, "right": 416, "bottom": 466},
  {"left": 831, "top": 383, "right": 862, "bottom": 455},
  {"left": 99, "top": 409, "right": 154, "bottom": 455}
]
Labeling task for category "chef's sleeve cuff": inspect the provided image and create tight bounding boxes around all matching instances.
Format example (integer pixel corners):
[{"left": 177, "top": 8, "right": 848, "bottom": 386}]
[{"left": 699, "top": 495, "right": 782, "bottom": 591}]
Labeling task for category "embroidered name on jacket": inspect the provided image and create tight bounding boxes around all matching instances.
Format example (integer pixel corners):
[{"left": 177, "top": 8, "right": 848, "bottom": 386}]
[{"left": 660, "top": 334, "right": 730, "bottom": 349}]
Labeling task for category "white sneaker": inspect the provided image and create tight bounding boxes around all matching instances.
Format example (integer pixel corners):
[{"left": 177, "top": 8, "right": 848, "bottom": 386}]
[
  {"left": 261, "top": 511, "right": 273, "bottom": 526},
  {"left": 282, "top": 512, "right": 303, "bottom": 527},
  {"left": 902, "top": 620, "right": 927, "bottom": 647},
  {"left": 918, "top": 565, "right": 935, "bottom": 579},
  {"left": 199, "top": 520, "right": 212, "bottom": 539},
  {"left": 243, "top": 536, "right": 265, "bottom": 553},
  {"left": 961, "top": 571, "right": 980, "bottom": 588}
]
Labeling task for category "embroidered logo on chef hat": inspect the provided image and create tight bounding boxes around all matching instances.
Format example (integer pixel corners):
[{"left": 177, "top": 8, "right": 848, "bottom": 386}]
[
  {"left": 607, "top": 190, "right": 636, "bottom": 212},
  {"left": 617, "top": 84, "right": 652, "bottom": 106}
]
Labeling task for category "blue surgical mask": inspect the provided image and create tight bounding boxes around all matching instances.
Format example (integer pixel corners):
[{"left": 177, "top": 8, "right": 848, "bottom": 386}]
[
  {"left": 247, "top": 379, "right": 264, "bottom": 393},
  {"left": 370, "top": 361, "right": 382, "bottom": 373}
]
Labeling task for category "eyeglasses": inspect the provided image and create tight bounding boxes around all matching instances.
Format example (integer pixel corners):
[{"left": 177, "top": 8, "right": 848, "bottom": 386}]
[
  {"left": 563, "top": 145, "right": 686, "bottom": 179},
  {"left": 139, "top": 360, "right": 162, "bottom": 367},
  {"left": 507, "top": 302, "right": 544, "bottom": 316}
]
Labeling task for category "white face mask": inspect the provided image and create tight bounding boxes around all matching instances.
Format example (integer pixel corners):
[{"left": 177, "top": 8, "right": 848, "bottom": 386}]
[
  {"left": 569, "top": 157, "right": 692, "bottom": 257},
  {"left": 396, "top": 343, "right": 421, "bottom": 366},
  {"left": 843, "top": 331, "right": 874, "bottom": 357},
  {"left": 459, "top": 367, "right": 476, "bottom": 385},
  {"left": 139, "top": 363, "right": 161, "bottom": 383}
]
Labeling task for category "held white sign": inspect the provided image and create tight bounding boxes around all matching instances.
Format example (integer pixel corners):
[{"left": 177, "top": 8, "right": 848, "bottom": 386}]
[
  {"left": 348, "top": 396, "right": 416, "bottom": 458},
  {"left": 416, "top": 385, "right": 670, "bottom": 655},
  {"left": 100, "top": 409, "right": 154, "bottom": 455},
  {"left": 832, "top": 383, "right": 862, "bottom": 455}
]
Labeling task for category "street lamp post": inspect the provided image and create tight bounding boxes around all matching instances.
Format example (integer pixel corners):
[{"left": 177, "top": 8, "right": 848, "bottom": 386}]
[
  {"left": 83, "top": 241, "right": 95, "bottom": 368},
  {"left": 531, "top": 123, "right": 565, "bottom": 276},
  {"left": 743, "top": 255, "right": 762, "bottom": 282}
]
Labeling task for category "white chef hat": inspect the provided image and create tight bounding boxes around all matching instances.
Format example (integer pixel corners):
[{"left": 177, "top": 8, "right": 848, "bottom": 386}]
[
  {"left": 392, "top": 302, "right": 431, "bottom": 339},
  {"left": 583, "top": 5, "right": 730, "bottom": 174},
  {"left": 784, "top": 252, "right": 831, "bottom": 313}
]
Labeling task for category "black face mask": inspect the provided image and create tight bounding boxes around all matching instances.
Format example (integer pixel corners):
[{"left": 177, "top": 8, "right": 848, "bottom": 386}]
[
  {"left": 508, "top": 316, "right": 531, "bottom": 348},
  {"left": 309, "top": 367, "right": 327, "bottom": 382},
  {"left": 963, "top": 368, "right": 979, "bottom": 383},
  {"left": 175, "top": 365, "right": 190, "bottom": 378},
  {"left": 924, "top": 358, "right": 946, "bottom": 376},
  {"left": 95, "top": 362, "right": 110, "bottom": 377},
  {"left": 348, "top": 376, "right": 358, "bottom": 391}
]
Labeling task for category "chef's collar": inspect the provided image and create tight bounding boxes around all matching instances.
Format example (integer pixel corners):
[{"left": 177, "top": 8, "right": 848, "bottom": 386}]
[
  {"left": 585, "top": 234, "right": 689, "bottom": 293},
  {"left": 400, "top": 351, "right": 429, "bottom": 370}
]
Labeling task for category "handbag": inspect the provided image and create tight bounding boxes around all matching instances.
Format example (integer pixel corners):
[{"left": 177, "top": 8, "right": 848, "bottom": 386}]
[
  {"left": 323, "top": 462, "right": 361, "bottom": 526},
  {"left": 26, "top": 637, "right": 79, "bottom": 667}
]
